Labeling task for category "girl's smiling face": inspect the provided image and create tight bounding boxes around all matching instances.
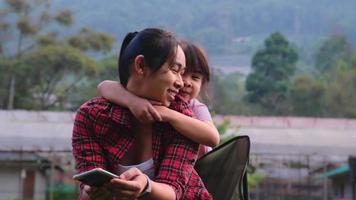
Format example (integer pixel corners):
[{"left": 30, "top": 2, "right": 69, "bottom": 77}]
[
  {"left": 179, "top": 72, "right": 203, "bottom": 101},
  {"left": 178, "top": 40, "right": 210, "bottom": 102}
]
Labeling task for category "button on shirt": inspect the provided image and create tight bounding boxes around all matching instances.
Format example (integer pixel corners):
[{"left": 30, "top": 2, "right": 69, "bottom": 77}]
[{"left": 72, "top": 96, "right": 212, "bottom": 200}]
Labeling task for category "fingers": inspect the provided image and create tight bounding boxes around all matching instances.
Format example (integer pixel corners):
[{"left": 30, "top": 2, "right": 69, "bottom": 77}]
[
  {"left": 119, "top": 167, "right": 141, "bottom": 180},
  {"left": 110, "top": 178, "right": 141, "bottom": 199},
  {"left": 136, "top": 104, "right": 161, "bottom": 123},
  {"left": 131, "top": 99, "right": 163, "bottom": 123},
  {"left": 109, "top": 170, "right": 148, "bottom": 199},
  {"left": 110, "top": 178, "right": 141, "bottom": 191},
  {"left": 148, "top": 105, "right": 162, "bottom": 122},
  {"left": 145, "top": 111, "right": 155, "bottom": 122},
  {"left": 85, "top": 185, "right": 111, "bottom": 200},
  {"left": 113, "top": 188, "right": 140, "bottom": 199},
  {"left": 137, "top": 112, "right": 153, "bottom": 124}
]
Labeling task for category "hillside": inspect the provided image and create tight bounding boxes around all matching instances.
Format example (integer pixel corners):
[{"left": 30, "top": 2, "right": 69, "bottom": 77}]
[{"left": 53, "top": 0, "right": 356, "bottom": 60}]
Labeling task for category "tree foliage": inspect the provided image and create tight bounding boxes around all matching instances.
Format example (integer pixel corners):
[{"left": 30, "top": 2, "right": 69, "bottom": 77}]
[
  {"left": 289, "top": 35, "right": 356, "bottom": 118},
  {"left": 1, "top": 0, "right": 356, "bottom": 118},
  {"left": 290, "top": 75, "right": 325, "bottom": 116},
  {"left": 0, "top": 0, "right": 115, "bottom": 110},
  {"left": 67, "top": 28, "right": 115, "bottom": 53},
  {"left": 19, "top": 45, "right": 97, "bottom": 109},
  {"left": 67, "top": 56, "right": 118, "bottom": 110},
  {"left": 323, "top": 67, "right": 356, "bottom": 118},
  {"left": 315, "top": 35, "right": 352, "bottom": 73},
  {"left": 210, "top": 71, "right": 264, "bottom": 115},
  {"left": 245, "top": 32, "right": 298, "bottom": 114}
]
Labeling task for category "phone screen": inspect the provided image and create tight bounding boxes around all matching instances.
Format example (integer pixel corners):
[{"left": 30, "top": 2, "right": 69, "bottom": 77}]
[{"left": 73, "top": 168, "right": 118, "bottom": 187}]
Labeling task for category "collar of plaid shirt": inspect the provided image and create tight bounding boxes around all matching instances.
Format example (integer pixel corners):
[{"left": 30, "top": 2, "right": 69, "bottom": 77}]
[{"left": 72, "top": 95, "right": 212, "bottom": 200}]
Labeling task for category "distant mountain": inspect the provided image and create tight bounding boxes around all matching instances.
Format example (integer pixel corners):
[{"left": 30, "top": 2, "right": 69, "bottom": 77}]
[{"left": 53, "top": 0, "right": 356, "bottom": 65}]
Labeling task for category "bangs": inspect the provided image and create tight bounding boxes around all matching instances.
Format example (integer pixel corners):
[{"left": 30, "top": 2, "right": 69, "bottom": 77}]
[{"left": 183, "top": 42, "right": 210, "bottom": 83}]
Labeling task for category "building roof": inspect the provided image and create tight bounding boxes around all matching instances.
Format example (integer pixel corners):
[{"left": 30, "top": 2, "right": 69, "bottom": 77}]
[
  {"left": 324, "top": 165, "right": 350, "bottom": 177},
  {"left": 1, "top": 110, "right": 356, "bottom": 160},
  {"left": 0, "top": 151, "right": 47, "bottom": 162},
  {"left": 215, "top": 115, "right": 356, "bottom": 159},
  {"left": 0, "top": 110, "right": 74, "bottom": 151}
]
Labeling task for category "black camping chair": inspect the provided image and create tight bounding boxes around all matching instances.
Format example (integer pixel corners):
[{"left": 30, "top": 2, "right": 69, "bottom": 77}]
[{"left": 195, "top": 135, "right": 250, "bottom": 200}]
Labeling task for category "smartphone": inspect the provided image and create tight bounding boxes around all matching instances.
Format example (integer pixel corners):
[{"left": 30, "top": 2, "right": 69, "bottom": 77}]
[{"left": 73, "top": 168, "right": 119, "bottom": 187}]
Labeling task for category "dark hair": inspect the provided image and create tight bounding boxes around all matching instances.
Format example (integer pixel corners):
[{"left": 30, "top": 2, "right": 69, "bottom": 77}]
[
  {"left": 179, "top": 40, "right": 210, "bottom": 84},
  {"left": 118, "top": 28, "right": 178, "bottom": 86}
]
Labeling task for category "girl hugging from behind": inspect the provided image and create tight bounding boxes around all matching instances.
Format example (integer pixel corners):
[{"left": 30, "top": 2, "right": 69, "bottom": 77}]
[{"left": 97, "top": 40, "right": 219, "bottom": 157}]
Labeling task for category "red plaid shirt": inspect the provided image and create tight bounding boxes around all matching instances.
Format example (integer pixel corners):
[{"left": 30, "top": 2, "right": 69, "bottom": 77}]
[{"left": 72, "top": 96, "right": 212, "bottom": 200}]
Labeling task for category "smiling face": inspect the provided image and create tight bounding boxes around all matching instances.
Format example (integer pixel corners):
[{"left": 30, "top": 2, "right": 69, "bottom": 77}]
[
  {"left": 139, "top": 45, "right": 186, "bottom": 106},
  {"left": 180, "top": 72, "right": 203, "bottom": 101},
  {"left": 178, "top": 41, "right": 210, "bottom": 102}
]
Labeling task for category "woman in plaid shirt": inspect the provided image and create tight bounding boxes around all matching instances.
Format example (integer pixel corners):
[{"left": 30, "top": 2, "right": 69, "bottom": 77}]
[{"left": 72, "top": 28, "right": 212, "bottom": 200}]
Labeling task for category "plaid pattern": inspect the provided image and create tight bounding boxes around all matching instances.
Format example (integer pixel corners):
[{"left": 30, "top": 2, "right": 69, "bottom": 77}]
[{"left": 72, "top": 96, "right": 212, "bottom": 200}]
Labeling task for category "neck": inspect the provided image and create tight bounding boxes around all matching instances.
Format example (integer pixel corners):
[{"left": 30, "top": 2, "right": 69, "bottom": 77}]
[
  {"left": 126, "top": 78, "right": 144, "bottom": 98},
  {"left": 121, "top": 122, "right": 153, "bottom": 165},
  {"left": 134, "top": 122, "right": 153, "bottom": 161}
]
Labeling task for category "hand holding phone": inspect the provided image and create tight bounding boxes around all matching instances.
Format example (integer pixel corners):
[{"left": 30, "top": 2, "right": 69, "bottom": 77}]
[
  {"left": 83, "top": 184, "right": 111, "bottom": 200},
  {"left": 73, "top": 168, "right": 118, "bottom": 187}
]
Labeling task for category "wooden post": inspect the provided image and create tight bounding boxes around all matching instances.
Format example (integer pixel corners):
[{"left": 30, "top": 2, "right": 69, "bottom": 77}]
[
  {"left": 49, "top": 151, "right": 54, "bottom": 200},
  {"left": 323, "top": 157, "right": 328, "bottom": 200},
  {"left": 352, "top": 182, "right": 355, "bottom": 200}
]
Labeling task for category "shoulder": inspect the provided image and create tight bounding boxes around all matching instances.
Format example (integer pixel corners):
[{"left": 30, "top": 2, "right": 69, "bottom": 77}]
[
  {"left": 190, "top": 98, "right": 207, "bottom": 108},
  {"left": 77, "top": 97, "right": 112, "bottom": 118},
  {"left": 76, "top": 97, "right": 132, "bottom": 126},
  {"left": 190, "top": 98, "right": 209, "bottom": 113},
  {"left": 190, "top": 98, "right": 212, "bottom": 121},
  {"left": 79, "top": 96, "right": 111, "bottom": 111}
]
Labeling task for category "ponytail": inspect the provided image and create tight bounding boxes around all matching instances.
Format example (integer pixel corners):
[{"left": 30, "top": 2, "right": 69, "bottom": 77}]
[
  {"left": 118, "top": 31, "right": 138, "bottom": 86},
  {"left": 119, "top": 31, "right": 138, "bottom": 59}
]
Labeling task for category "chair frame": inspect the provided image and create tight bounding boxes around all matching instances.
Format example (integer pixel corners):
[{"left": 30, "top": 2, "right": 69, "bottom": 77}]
[{"left": 195, "top": 135, "right": 250, "bottom": 200}]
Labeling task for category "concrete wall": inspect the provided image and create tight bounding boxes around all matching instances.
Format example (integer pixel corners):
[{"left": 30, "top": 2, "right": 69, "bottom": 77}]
[
  {"left": 214, "top": 115, "right": 356, "bottom": 157},
  {"left": 0, "top": 166, "right": 46, "bottom": 200},
  {"left": 0, "top": 167, "right": 21, "bottom": 200},
  {"left": 214, "top": 115, "right": 356, "bottom": 129}
]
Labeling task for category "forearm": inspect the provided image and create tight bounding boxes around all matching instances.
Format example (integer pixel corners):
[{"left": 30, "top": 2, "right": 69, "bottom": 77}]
[
  {"left": 165, "top": 109, "right": 219, "bottom": 147},
  {"left": 149, "top": 181, "right": 176, "bottom": 200},
  {"left": 97, "top": 80, "right": 135, "bottom": 108}
]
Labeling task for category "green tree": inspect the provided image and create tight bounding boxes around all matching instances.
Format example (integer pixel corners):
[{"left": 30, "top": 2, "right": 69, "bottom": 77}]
[
  {"left": 67, "top": 56, "right": 118, "bottom": 110},
  {"left": 19, "top": 45, "right": 97, "bottom": 109},
  {"left": 0, "top": 56, "right": 9, "bottom": 108},
  {"left": 315, "top": 35, "right": 352, "bottom": 73},
  {"left": 211, "top": 71, "right": 259, "bottom": 115},
  {"left": 289, "top": 35, "right": 356, "bottom": 118},
  {"left": 323, "top": 67, "right": 356, "bottom": 118},
  {"left": 1, "top": 0, "right": 74, "bottom": 109},
  {"left": 290, "top": 75, "right": 326, "bottom": 116},
  {"left": 211, "top": 71, "right": 241, "bottom": 114},
  {"left": 0, "top": 0, "right": 114, "bottom": 110},
  {"left": 245, "top": 32, "right": 298, "bottom": 114}
]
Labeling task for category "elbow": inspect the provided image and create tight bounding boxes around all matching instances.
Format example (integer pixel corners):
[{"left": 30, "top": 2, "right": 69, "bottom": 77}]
[
  {"left": 97, "top": 80, "right": 115, "bottom": 97},
  {"left": 96, "top": 81, "right": 105, "bottom": 95},
  {"left": 212, "top": 136, "right": 220, "bottom": 147},
  {"left": 207, "top": 133, "right": 220, "bottom": 148}
]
